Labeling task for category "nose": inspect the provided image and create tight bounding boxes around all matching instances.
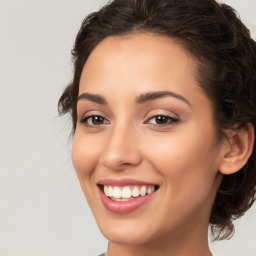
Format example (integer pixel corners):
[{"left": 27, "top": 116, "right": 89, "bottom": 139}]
[{"left": 100, "top": 124, "right": 142, "bottom": 171}]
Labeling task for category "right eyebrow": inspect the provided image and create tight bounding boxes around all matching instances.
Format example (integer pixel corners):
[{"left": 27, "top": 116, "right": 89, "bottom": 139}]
[{"left": 77, "top": 93, "right": 107, "bottom": 105}]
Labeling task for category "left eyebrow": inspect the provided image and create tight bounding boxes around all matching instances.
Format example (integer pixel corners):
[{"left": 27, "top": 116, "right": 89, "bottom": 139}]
[{"left": 135, "top": 91, "right": 191, "bottom": 106}]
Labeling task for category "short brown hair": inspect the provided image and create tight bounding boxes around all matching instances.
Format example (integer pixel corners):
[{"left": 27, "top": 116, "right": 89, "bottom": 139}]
[{"left": 58, "top": 0, "right": 256, "bottom": 240}]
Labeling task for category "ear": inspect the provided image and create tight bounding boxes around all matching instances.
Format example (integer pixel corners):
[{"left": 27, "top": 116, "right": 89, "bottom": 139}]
[{"left": 219, "top": 123, "right": 255, "bottom": 175}]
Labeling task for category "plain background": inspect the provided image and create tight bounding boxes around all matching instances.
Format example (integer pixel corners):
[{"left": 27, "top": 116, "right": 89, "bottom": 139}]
[{"left": 0, "top": 0, "right": 255, "bottom": 255}]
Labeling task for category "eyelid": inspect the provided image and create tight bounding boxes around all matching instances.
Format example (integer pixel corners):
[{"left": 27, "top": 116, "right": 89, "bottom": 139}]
[
  {"left": 146, "top": 114, "right": 179, "bottom": 123},
  {"left": 144, "top": 110, "right": 180, "bottom": 128},
  {"left": 78, "top": 110, "right": 111, "bottom": 129},
  {"left": 78, "top": 110, "right": 108, "bottom": 121},
  {"left": 77, "top": 110, "right": 179, "bottom": 129},
  {"left": 78, "top": 115, "right": 110, "bottom": 131},
  {"left": 79, "top": 115, "right": 110, "bottom": 123},
  {"left": 145, "top": 110, "right": 179, "bottom": 120}
]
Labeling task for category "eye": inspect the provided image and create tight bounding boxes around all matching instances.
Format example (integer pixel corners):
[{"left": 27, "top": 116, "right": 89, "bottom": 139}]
[
  {"left": 146, "top": 115, "right": 179, "bottom": 127},
  {"left": 79, "top": 115, "right": 110, "bottom": 127}
]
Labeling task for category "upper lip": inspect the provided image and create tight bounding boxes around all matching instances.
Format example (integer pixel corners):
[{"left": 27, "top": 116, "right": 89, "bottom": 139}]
[{"left": 97, "top": 178, "right": 158, "bottom": 186}]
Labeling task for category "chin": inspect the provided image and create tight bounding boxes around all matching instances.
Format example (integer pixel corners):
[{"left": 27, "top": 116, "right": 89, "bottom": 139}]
[
  {"left": 105, "top": 232, "right": 154, "bottom": 246},
  {"left": 99, "top": 221, "right": 158, "bottom": 245}
]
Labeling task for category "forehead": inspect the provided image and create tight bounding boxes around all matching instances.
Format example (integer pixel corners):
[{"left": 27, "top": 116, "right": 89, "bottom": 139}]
[
  {"left": 87, "top": 32, "right": 193, "bottom": 63},
  {"left": 79, "top": 32, "right": 211, "bottom": 112},
  {"left": 82, "top": 32, "right": 196, "bottom": 81}
]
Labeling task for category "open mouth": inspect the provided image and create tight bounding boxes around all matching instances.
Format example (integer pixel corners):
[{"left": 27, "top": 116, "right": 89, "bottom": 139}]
[{"left": 98, "top": 184, "right": 159, "bottom": 201}]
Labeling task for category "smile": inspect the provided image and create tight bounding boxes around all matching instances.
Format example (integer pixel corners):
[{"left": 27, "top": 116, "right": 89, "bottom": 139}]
[
  {"left": 103, "top": 185, "right": 156, "bottom": 201},
  {"left": 97, "top": 179, "right": 159, "bottom": 213}
]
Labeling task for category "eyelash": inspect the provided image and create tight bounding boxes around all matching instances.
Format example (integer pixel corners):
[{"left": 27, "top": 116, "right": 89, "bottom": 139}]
[
  {"left": 78, "top": 114, "right": 179, "bottom": 129},
  {"left": 145, "top": 114, "right": 179, "bottom": 127},
  {"left": 79, "top": 115, "right": 110, "bottom": 128}
]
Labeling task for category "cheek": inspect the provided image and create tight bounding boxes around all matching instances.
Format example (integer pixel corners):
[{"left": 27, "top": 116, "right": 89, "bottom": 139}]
[
  {"left": 71, "top": 132, "right": 103, "bottom": 210},
  {"left": 72, "top": 133, "right": 100, "bottom": 177},
  {"left": 141, "top": 129, "right": 219, "bottom": 226},
  {"left": 144, "top": 127, "right": 219, "bottom": 189}
]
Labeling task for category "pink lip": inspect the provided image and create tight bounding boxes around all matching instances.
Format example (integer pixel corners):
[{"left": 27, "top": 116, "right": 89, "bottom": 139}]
[
  {"left": 98, "top": 188, "right": 156, "bottom": 214},
  {"left": 98, "top": 178, "right": 156, "bottom": 186}
]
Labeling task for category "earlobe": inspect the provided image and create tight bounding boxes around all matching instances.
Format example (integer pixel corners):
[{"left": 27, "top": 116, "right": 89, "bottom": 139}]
[{"left": 219, "top": 123, "right": 255, "bottom": 175}]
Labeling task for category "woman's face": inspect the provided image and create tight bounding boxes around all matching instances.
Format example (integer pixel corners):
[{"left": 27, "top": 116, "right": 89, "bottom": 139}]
[{"left": 72, "top": 33, "right": 224, "bottom": 245}]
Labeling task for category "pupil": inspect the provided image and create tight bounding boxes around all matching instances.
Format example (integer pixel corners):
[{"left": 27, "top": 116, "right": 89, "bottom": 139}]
[
  {"left": 156, "top": 116, "right": 168, "bottom": 124},
  {"left": 93, "top": 116, "right": 103, "bottom": 124}
]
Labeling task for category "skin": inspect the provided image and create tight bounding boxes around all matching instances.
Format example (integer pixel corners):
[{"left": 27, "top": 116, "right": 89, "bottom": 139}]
[{"left": 72, "top": 32, "right": 228, "bottom": 256}]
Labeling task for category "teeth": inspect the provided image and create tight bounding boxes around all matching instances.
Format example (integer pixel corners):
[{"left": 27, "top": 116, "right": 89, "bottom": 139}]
[
  {"left": 111, "top": 198, "right": 135, "bottom": 201},
  {"left": 147, "top": 186, "right": 152, "bottom": 194},
  {"left": 108, "top": 186, "right": 113, "bottom": 197},
  {"left": 103, "top": 184, "right": 157, "bottom": 199},
  {"left": 132, "top": 187, "right": 140, "bottom": 197},
  {"left": 103, "top": 186, "right": 109, "bottom": 196},
  {"left": 113, "top": 186, "right": 122, "bottom": 199},
  {"left": 122, "top": 186, "right": 132, "bottom": 199},
  {"left": 140, "top": 186, "right": 147, "bottom": 196}
]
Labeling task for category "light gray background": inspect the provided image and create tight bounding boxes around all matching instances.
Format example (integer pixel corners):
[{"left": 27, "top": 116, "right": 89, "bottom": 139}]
[{"left": 0, "top": 0, "right": 255, "bottom": 256}]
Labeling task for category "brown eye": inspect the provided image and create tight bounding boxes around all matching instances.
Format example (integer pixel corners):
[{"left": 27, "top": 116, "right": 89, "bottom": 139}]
[
  {"left": 90, "top": 116, "right": 104, "bottom": 125},
  {"left": 155, "top": 116, "right": 169, "bottom": 124},
  {"left": 146, "top": 115, "right": 179, "bottom": 127},
  {"left": 79, "top": 115, "right": 110, "bottom": 127}
]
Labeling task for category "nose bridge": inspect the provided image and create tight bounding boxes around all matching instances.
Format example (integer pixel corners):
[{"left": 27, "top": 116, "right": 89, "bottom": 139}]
[{"left": 100, "top": 120, "right": 141, "bottom": 170}]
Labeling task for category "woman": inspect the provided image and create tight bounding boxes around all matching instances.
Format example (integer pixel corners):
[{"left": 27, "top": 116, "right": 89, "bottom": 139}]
[{"left": 58, "top": 0, "right": 256, "bottom": 255}]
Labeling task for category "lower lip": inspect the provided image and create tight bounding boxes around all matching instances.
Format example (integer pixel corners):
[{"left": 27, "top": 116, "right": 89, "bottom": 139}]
[{"left": 99, "top": 188, "right": 156, "bottom": 214}]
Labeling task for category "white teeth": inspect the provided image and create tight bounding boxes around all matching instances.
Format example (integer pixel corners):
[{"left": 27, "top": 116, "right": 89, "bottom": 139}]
[
  {"left": 104, "top": 186, "right": 109, "bottom": 196},
  {"left": 122, "top": 186, "right": 132, "bottom": 199},
  {"left": 108, "top": 186, "right": 113, "bottom": 197},
  {"left": 113, "top": 186, "right": 122, "bottom": 198},
  {"left": 147, "top": 185, "right": 155, "bottom": 194},
  {"left": 111, "top": 198, "right": 134, "bottom": 201},
  {"left": 132, "top": 187, "right": 140, "bottom": 197},
  {"left": 103, "top": 185, "right": 157, "bottom": 199},
  {"left": 140, "top": 186, "right": 147, "bottom": 196}
]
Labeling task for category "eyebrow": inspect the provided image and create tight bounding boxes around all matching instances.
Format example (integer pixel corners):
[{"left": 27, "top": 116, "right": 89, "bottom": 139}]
[
  {"left": 135, "top": 91, "right": 191, "bottom": 106},
  {"left": 77, "top": 93, "right": 107, "bottom": 105},
  {"left": 77, "top": 90, "right": 191, "bottom": 106}
]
